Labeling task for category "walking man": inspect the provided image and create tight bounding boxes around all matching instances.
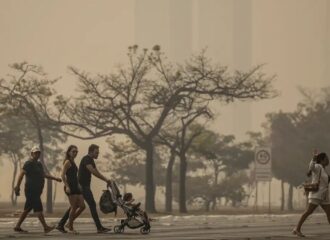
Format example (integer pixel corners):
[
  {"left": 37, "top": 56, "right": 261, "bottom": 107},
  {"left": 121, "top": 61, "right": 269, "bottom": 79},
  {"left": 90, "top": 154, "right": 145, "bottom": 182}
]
[
  {"left": 14, "top": 146, "right": 62, "bottom": 233},
  {"left": 56, "top": 144, "right": 111, "bottom": 233}
]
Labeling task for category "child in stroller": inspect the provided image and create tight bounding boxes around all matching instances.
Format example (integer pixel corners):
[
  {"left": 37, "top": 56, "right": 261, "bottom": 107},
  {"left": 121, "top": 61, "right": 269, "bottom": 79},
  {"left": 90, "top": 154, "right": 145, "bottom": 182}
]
[{"left": 100, "top": 182, "right": 151, "bottom": 235}]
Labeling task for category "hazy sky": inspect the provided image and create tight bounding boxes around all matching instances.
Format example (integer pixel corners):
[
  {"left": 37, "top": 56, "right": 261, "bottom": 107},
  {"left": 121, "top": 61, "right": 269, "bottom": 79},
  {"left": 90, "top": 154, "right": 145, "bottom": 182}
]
[{"left": 0, "top": 0, "right": 329, "bottom": 204}]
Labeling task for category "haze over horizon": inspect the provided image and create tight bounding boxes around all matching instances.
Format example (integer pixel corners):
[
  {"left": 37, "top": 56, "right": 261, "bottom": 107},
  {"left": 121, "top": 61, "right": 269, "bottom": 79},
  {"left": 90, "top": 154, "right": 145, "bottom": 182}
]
[{"left": 0, "top": 0, "right": 329, "bottom": 205}]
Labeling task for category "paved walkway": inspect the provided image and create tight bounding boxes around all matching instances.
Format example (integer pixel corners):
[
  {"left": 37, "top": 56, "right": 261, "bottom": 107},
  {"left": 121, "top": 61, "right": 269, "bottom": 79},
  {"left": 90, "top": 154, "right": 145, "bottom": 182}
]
[{"left": 1, "top": 214, "right": 329, "bottom": 239}]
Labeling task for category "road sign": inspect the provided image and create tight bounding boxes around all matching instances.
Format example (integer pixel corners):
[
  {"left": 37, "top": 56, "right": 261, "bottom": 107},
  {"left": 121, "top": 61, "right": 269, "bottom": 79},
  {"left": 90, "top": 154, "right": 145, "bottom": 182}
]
[{"left": 255, "top": 147, "right": 272, "bottom": 181}]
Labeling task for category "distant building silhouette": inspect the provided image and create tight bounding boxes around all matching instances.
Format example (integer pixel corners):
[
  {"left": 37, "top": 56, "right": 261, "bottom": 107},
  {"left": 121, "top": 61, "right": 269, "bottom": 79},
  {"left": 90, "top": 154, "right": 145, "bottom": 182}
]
[
  {"left": 325, "top": 0, "right": 330, "bottom": 86},
  {"left": 135, "top": 0, "right": 253, "bottom": 139},
  {"left": 232, "top": 0, "right": 252, "bottom": 139}
]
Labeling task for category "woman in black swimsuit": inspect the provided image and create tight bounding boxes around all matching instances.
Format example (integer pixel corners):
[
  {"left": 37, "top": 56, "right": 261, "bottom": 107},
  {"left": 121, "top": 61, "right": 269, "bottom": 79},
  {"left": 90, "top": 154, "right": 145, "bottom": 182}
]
[{"left": 61, "top": 145, "right": 85, "bottom": 234}]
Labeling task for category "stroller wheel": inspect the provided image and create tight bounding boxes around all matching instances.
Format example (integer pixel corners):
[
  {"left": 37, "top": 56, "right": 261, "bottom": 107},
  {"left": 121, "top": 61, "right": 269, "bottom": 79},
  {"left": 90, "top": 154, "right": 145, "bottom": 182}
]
[
  {"left": 140, "top": 227, "right": 150, "bottom": 235},
  {"left": 114, "top": 225, "right": 124, "bottom": 234}
]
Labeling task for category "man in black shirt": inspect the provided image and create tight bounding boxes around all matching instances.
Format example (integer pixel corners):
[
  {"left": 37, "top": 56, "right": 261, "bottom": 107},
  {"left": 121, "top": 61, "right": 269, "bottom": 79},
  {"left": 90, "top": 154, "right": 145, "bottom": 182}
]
[
  {"left": 14, "top": 146, "right": 62, "bottom": 233},
  {"left": 57, "top": 144, "right": 111, "bottom": 233}
]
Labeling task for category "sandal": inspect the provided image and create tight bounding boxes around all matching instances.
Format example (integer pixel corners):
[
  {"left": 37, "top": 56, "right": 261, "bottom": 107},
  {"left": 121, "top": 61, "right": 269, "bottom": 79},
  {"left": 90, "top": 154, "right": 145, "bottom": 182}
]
[
  {"left": 55, "top": 225, "right": 67, "bottom": 233},
  {"left": 292, "top": 229, "right": 305, "bottom": 237},
  {"left": 13, "top": 227, "right": 28, "bottom": 233},
  {"left": 44, "top": 225, "right": 55, "bottom": 234}
]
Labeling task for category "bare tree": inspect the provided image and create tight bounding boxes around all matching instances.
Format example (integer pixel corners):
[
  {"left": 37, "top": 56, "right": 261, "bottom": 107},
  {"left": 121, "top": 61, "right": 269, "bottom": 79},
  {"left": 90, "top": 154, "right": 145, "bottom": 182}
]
[
  {"left": 0, "top": 62, "right": 66, "bottom": 213},
  {"left": 104, "top": 138, "right": 166, "bottom": 191},
  {"left": 157, "top": 103, "right": 211, "bottom": 213},
  {"left": 0, "top": 114, "right": 28, "bottom": 205},
  {"left": 53, "top": 46, "right": 276, "bottom": 212}
]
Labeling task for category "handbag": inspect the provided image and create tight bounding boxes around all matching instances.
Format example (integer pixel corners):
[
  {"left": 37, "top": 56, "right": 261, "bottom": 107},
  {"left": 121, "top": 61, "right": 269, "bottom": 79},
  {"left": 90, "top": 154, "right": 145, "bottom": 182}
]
[
  {"left": 303, "top": 168, "right": 322, "bottom": 193},
  {"left": 99, "top": 190, "right": 117, "bottom": 215}
]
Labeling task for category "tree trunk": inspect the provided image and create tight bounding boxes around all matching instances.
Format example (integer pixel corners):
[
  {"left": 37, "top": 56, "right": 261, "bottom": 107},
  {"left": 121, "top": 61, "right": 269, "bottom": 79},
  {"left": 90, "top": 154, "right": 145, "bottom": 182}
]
[
  {"left": 46, "top": 178, "right": 53, "bottom": 213},
  {"left": 211, "top": 196, "right": 217, "bottom": 210},
  {"left": 214, "top": 165, "right": 219, "bottom": 186},
  {"left": 225, "top": 198, "right": 230, "bottom": 206},
  {"left": 179, "top": 154, "right": 187, "bottom": 213},
  {"left": 211, "top": 167, "right": 219, "bottom": 211},
  {"left": 53, "top": 181, "right": 57, "bottom": 207},
  {"left": 205, "top": 199, "right": 211, "bottom": 212},
  {"left": 218, "top": 197, "right": 222, "bottom": 207},
  {"left": 287, "top": 184, "right": 294, "bottom": 211},
  {"left": 11, "top": 160, "right": 18, "bottom": 206},
  {"left": 280, "top": 180, "right": 285, "bottom": 211},
  {"left": 165, "top": 149, "right": 176, "bottom": 213},
  {"left": 145, "top": 142, "right": 156, "bottom": 213},
  {"left": 37, "top": 127, "right": 53, "bottom": 213}
]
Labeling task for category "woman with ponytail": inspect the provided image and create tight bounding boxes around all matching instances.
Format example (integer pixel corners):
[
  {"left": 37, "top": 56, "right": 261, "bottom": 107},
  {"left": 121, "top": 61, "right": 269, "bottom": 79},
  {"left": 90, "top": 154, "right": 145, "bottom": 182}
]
[{"left": 58, "top": 145, "right": 85, "bottom": 234}]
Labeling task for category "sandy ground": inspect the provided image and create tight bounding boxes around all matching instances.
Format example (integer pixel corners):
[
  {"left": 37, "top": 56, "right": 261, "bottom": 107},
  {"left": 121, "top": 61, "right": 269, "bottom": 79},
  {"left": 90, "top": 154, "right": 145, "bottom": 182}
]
[{"left": 1, "top": 213, "right": 330, "bottom": 239}]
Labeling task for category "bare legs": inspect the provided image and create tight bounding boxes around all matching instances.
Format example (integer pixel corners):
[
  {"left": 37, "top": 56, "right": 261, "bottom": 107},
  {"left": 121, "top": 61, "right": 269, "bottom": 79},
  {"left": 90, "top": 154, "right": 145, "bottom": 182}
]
[
  {"left": 320, "top": 204, "right": 330, "bottom": 224},
  {"left": 37, "top": 212, "right": 55, "bottom": 233},
  {"left": 14, "top": 210, "right": 30, "bottom": 232},
  {"left": 66, "top": 194, "right": 85, "bottom": 233},
  {"left": 293, "top": 203, "right": 318, "bottom": 236},
  {"left": 14, "top": 209, "right": 54, "bottom": 233}
]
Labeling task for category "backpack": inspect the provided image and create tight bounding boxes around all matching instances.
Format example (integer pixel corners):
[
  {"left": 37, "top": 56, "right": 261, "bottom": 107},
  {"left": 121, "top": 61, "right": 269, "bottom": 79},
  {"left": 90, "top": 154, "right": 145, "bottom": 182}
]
[{"left": 99, "top": 190, "right": 117, "bottom": 215}]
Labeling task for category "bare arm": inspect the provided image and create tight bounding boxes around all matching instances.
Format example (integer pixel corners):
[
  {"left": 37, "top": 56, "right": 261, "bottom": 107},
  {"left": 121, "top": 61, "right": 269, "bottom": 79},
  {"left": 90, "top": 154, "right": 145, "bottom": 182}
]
[
  {"left": 45, "top": 173, "right": 62, "bottom": 182},
  {"left": 61, "top": 160, "right": 71, "bottom": 188},
  {"left": 41, "top": 162, "right": 61, "bottom": 182},
  {"left": 309, "top": 149, "right": 319, "bottom": 172},
  {"left": 15, "top": 170, "right": 25, "bottom": 190},
  {"left": 86, "top": 164, "right": 110, "bottom": 183},
  {"left": 309, "top": 159, "right": 316, "bottom": 170}
]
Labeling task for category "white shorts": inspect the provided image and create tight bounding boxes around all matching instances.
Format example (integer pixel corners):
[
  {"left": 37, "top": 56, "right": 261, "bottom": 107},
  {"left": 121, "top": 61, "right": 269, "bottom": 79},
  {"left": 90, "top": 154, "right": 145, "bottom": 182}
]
[{"left": 309, "top": 198, "right": 330, "bottom": 205}]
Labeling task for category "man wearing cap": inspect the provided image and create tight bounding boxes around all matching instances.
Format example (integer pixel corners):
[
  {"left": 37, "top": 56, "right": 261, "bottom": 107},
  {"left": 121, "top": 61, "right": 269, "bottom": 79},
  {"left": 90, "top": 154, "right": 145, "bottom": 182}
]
[{"left": 13, "top": 146, "right": 62, "bottom": 233}]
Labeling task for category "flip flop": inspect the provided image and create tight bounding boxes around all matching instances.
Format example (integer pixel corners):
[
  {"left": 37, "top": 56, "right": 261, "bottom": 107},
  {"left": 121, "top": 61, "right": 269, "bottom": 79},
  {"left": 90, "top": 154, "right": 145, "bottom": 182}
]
[
  {"left": 55, "top": 225, "right": 67, "bottom": 233},
  {"left": 292, "top": 229, "right": 306, "bottom": 237}
]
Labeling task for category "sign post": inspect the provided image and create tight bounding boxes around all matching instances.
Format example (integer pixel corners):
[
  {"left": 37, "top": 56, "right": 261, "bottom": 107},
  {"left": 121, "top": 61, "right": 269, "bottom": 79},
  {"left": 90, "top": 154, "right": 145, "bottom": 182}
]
[{"left": 255, "top": 147, "right": 272, "bottom": 213}]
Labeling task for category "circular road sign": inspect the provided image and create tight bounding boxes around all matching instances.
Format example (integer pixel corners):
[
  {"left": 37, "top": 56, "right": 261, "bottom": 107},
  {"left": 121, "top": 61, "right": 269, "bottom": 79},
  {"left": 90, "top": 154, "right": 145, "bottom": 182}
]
[{"left": 256, "top": 149, "right": 271, "bottom": 165}]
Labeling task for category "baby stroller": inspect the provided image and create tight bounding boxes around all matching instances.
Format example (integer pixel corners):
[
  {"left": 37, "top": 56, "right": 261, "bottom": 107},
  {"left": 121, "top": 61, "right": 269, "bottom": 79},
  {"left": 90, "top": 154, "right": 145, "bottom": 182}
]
[{"left": 99, "top": 181, "right": 151, "bottom": 235}]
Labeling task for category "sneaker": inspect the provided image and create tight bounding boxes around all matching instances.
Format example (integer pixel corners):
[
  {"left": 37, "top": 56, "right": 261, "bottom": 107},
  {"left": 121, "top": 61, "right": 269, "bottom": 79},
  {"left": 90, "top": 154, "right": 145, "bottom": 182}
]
[
  {"left": 55, "top": 225, "right": 67, "bottom": 233},
  {"left": 44, "top": 225, "right": 55, "bottom": 234},
  {"left": 13, "top": 227, "right": 28, "bottom": 233},
  {"left": 97, "top": 227, "right": 111, "bottom": 234},
  {"left": 67, "top": 228, "right": 79, "bottom": 234}
]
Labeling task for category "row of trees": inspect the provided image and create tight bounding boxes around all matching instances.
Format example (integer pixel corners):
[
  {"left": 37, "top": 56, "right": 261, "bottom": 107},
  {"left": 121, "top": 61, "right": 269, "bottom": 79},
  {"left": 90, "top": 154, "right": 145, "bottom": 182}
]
[
  {"left": 0, "top": 46, "right": 276, "bottom": 213},
  {"left": 264, "top": 87, "right": 330, "bottom": 210},
  {"left": 52, "top": 46, "right": 275, "bottom": 212},
  {"left": 106, "top": 125, "right": 255, "bottom": 212}
]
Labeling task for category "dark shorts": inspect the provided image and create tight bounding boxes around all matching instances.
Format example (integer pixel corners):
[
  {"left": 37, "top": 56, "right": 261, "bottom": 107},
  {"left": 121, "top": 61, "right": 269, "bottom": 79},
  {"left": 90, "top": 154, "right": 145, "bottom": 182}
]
[
  {"left": 64, "top": 185, "right": 82, "bottom": 196},
  {"left": 24, "top": 191, "right": 43, "bottom": 212}
]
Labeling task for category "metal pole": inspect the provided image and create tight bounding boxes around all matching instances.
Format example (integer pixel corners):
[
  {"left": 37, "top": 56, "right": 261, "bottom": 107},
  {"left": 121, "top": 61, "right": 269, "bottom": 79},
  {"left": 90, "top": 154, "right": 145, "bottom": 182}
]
[
  {"left": 268, "top": 180, "right": 271, "bottom": 214},
  {"left": 255, "top": 181, "right": 258, "bottom": 212}
]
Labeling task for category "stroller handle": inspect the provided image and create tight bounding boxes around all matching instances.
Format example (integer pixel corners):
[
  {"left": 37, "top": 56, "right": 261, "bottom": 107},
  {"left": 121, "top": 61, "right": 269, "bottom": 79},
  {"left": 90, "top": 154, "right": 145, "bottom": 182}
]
[{"left": 107, "top": 181, "right": 124, "bottom": 206}]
